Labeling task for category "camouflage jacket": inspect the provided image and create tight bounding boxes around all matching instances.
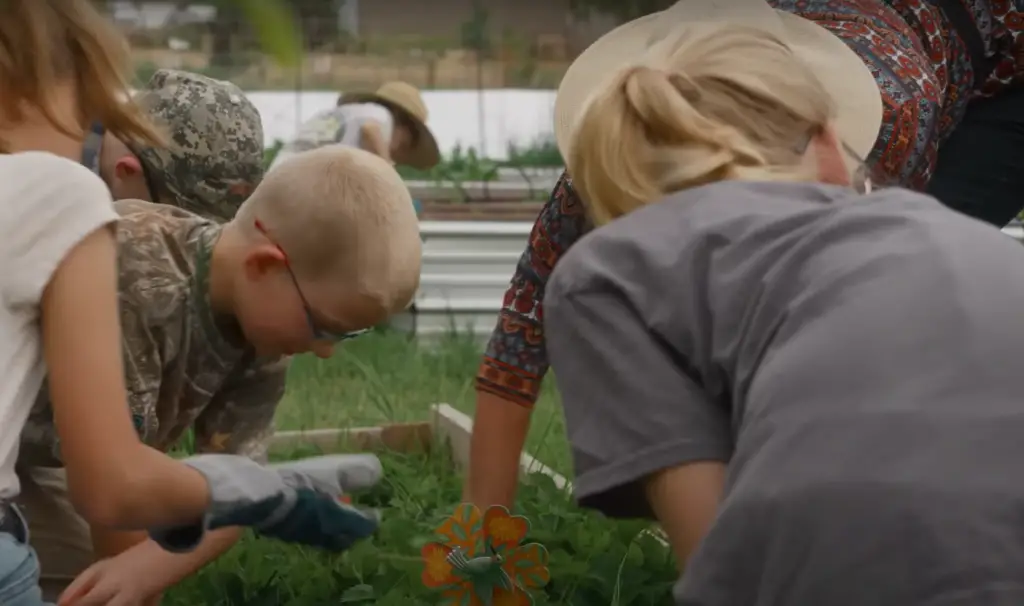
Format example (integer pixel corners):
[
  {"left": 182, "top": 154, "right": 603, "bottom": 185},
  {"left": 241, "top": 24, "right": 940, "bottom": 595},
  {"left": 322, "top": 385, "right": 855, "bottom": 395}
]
[{"left": 19, "top": 200, "right": 288, "bottom": 466}]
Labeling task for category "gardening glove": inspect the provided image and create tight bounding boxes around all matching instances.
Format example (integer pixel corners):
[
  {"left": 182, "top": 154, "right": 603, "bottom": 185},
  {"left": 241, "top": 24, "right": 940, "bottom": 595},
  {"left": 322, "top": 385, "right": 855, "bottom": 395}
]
[{"left": 147, "top": 454, "right": 383, "bottom": 554}]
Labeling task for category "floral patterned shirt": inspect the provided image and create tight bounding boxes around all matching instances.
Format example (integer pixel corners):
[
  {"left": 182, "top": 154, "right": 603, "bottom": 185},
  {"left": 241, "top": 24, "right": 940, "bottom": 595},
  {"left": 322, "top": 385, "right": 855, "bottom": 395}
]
[{"left": 477, "top": 0, "right": 1024, "bottom": 406}]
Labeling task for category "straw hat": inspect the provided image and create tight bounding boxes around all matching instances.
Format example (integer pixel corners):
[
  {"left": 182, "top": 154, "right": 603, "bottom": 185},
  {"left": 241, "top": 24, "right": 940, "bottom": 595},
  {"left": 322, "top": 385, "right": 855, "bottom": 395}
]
[
  {"left": 342, "top": 81, "right": 441, "bottom": 169},
  {"left": 554, "top": 0, "right": 882, "bottom": 172}
]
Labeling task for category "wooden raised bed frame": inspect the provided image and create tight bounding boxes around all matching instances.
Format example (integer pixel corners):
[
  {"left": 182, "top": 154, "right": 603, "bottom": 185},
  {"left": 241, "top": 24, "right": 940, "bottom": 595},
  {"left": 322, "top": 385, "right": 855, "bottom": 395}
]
[
  {"left": 268, "top": 404, "right": 567, "bottom": 488},
  {"left": 270, "top": 404, "right": 667, "bottom": 546}
]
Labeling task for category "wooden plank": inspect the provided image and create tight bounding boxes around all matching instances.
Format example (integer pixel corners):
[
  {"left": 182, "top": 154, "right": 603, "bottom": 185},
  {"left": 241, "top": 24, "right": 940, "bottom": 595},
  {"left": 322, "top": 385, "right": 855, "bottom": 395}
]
[
  {"left": 430, "top": 404, "right": 569, "bottom": 490},
  {"left": 269, "top": 422, "right": 433, "bottom": 454},
  {"left": 428, "top": 403, "right": 668, "bottom": 547}
]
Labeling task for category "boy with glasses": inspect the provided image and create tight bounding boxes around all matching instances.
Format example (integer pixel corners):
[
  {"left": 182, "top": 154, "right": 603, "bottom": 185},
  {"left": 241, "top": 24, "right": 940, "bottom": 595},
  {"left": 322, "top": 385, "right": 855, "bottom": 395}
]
[{"left": 17, "top": 146, "right": 421, "bottom": 604}]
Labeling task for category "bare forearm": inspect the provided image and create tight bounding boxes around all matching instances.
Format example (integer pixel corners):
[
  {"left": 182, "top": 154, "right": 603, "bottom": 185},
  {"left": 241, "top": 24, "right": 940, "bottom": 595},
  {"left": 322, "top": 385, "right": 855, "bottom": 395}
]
[
  {"left": 463, "top": 389, "right": 532, "bottom": 506},
  {"left": 134, "top": 527, "right": 242, "bottom": 588},
  {"left": 66, "top": 443, "right": 210, "bottom": 530},
  {"left": 360, "top": 124, "right": 390, "bottom": 160},
  {"left": 91, "top": 526, "right": 148, "bottom": 559}
]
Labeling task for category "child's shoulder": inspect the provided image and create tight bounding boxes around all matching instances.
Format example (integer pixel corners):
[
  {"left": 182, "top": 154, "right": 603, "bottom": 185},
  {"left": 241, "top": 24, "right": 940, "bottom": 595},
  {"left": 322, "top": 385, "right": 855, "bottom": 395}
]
[
  {"left": 114, "top": 200, "right": 216, "bottom": 320},
  {"left": 0, "top": 151, "right": 112, "bottom": 221}
]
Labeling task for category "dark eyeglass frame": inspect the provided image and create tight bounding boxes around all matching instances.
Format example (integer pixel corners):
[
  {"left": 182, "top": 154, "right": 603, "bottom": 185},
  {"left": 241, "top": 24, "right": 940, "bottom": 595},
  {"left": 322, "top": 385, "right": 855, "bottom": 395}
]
[
  {"left": 253, "top": 218, "right": 369, "bottom": 343},
  {"left": 840, "top": 140, "right": 873, "bottom": 195}
]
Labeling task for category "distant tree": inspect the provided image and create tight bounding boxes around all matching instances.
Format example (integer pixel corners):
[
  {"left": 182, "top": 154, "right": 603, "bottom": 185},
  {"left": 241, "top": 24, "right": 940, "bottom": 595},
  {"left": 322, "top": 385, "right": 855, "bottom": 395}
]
[{"left": 568, "top": 0, "right": 677, "bottom": 23}]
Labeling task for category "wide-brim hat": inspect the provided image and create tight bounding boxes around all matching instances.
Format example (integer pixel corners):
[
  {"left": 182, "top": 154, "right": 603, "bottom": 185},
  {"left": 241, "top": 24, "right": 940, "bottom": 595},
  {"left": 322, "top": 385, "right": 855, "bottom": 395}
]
[
  {"left": 554, "top": 0, "right": 882, "bottom": 174},
  {"left": 341, "top": 81, "right": 441, "bottom": 170}
]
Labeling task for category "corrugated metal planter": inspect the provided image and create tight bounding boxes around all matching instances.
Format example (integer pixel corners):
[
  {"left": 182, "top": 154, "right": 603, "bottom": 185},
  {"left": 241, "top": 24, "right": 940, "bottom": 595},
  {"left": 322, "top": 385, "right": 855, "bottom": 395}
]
[
  {"left": 392, "top": 220, "right": 1024, "bottom": 341},
  {"left": 269, "top": 404, "right": 568, "bottom": 487},
  {"left": 391, "top": 221, "right": 530, "bottom": 339}
]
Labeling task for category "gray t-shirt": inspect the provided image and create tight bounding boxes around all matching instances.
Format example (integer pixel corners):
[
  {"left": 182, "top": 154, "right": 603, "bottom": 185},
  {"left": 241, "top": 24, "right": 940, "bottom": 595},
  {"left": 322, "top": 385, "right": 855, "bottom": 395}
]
[{"left": 544, "top": 181, "right": 1024, "bottom": 605}]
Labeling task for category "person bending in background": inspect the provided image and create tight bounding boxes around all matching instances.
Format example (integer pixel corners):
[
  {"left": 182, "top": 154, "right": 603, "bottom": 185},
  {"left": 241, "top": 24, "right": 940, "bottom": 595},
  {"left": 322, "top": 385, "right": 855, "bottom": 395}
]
[
  {"left": 269, "top": 81, "right": 441, "bottom": 172},
  {"left": 465, "top": 0, "right": 1024, "bottom": 508}
]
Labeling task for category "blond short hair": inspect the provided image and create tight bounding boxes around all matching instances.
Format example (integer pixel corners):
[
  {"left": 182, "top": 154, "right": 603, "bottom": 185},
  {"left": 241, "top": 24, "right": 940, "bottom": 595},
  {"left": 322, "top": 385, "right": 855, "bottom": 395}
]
[
  {"left": 233, "top": 146, "right": 421, "bottom": 314},
  {"left": 569, "top": 25, "right": 834, "bottom": 226}
]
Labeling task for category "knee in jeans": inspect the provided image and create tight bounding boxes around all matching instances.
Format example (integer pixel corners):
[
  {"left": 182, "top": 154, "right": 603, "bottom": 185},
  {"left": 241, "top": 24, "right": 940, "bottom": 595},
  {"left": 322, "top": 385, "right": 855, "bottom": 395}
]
[{"left": 0, "top": 534, "right": 43, "bottom": 603}]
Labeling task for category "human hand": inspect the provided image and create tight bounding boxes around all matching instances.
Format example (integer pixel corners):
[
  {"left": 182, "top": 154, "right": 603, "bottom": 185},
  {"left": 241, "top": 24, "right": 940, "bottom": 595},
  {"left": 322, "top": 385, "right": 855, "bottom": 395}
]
[
  {"left": 147, "top": 453, "right": 383, "bottom": 553},
  {"left": 58, "top": 554, "right": 163, "bottom": 606}
]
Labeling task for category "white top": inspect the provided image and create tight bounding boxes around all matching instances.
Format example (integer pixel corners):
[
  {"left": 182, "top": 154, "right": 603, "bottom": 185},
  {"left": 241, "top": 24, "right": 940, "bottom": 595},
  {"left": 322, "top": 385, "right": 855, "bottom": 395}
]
[
  {"left": 269, "top": 102, "right": 394, "bottom": 172},
  {"left": 0, "top": 152, "right": 118, "bottom": 499}
]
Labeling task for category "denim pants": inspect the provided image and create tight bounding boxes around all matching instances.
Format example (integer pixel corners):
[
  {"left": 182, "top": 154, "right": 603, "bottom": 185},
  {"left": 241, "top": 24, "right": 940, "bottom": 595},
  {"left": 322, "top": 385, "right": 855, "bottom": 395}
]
[{"left": 0, "top": 504, "right": 49, "bottom": 606}]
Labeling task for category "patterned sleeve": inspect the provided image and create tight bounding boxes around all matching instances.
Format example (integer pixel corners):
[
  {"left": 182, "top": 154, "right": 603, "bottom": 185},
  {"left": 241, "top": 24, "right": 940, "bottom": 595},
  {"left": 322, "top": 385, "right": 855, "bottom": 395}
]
[
  {"left": 475, "top": 172, "right": 589, "bottom": 407},
  {"left": 192, "top": 354, "right": 289, "bottom": 464}
]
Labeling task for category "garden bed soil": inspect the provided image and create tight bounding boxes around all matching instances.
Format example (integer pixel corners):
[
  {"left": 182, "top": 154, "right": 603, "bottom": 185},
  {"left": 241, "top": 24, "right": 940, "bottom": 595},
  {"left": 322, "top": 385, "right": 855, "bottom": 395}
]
[{"left": 164, "top": 405, "right": 678, "bottom": 605}]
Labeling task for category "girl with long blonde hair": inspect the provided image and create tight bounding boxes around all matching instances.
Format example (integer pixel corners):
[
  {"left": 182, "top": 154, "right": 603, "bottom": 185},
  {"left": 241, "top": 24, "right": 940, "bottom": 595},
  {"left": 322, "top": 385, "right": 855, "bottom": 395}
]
[{"left": 545, "top": 22, "right": 1024, "bottom": 606}]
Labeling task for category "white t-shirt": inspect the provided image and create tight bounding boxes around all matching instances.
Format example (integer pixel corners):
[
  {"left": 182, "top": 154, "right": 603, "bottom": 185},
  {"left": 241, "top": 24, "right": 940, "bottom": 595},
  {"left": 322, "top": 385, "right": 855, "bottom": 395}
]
[
  {"left": 0, "top": 152, "right": 118, "bottom": 499},
  {"left": 269, "top": 102, "right": 394, "bottom": 172}
]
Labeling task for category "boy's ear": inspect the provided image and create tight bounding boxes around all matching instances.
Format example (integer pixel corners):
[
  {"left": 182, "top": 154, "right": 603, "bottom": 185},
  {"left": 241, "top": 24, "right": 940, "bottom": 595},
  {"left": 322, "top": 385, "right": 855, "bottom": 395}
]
[
  {"left": 113, "top": 155, "right": 144, "bottom": 180},
  {"left": 243, "top": 244, "right": 289, "bottom": 280}
]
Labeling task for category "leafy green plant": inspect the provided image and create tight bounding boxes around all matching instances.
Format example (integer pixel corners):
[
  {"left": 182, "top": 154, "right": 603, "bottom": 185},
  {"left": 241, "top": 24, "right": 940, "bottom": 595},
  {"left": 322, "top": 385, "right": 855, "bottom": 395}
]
[
  {"left": 263, "top": 139, "right": 285, "bottom": 169},
  {"left": 396, "top": 144, "right": 500, "bottom": 202},
  {"left": 505, "top": 138, "right": 564, "bottom": 168},
  {"left": 165, "top": 448, "right": 678, "bottom": 605}
]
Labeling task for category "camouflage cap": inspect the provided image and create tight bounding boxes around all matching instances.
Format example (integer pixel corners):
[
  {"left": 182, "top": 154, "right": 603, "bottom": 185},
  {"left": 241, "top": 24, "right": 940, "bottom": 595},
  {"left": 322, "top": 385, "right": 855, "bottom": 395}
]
[{"left": 131, "top": 69, "right": 265, "bottom": 222}]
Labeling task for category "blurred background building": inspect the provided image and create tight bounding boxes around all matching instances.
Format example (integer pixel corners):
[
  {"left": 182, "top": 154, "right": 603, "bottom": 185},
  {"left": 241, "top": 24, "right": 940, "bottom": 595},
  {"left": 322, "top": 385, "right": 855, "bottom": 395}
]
[{"left": 96, "top": 0, "right": 679, "bottom": 91}]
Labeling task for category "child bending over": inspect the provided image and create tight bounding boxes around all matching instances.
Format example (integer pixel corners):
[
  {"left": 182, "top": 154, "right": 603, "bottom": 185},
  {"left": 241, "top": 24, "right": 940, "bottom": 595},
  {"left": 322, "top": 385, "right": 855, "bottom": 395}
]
[{"left": 545, "top": 5, "right": 1024, "bottom": 605}]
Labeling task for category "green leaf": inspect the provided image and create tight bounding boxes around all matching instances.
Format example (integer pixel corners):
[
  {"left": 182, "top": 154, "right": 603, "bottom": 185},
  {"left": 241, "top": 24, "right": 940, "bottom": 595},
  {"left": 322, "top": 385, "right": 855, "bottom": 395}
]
[
  {"left": 226, "top": 0, "right": 301, "bottom": 67},
  {"left": 340, "top": 584, "right": 376, "bottom": 602}
]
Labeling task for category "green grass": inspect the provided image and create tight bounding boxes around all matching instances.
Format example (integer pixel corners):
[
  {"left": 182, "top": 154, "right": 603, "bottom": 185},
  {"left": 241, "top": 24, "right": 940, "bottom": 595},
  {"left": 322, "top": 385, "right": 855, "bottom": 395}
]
[
  {"left": 165, "top": 450, "right": 676, "bottom": 606},
  {"left": 163, "top": 328, "right": 679, "bottom": 605},
  {"left": 276, "top": 326, "right": 572, "bottom": 473}
]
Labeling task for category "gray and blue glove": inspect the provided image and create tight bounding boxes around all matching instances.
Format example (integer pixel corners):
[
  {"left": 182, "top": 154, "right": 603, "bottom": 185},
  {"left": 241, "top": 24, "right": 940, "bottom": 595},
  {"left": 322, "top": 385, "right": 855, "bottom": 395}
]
[{"left": 148, "top": 454, "right": 382, "bottom": 553}]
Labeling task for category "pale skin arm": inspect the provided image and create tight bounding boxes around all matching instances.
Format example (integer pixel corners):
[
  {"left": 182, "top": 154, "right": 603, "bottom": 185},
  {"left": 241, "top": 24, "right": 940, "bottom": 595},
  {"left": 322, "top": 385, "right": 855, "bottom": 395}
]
[
  {"left": 464, "top": 173, "right": 589, "bottom": 508},
  {"left": 43, "top": 226, "right": 210, "bottom": 529},
  {"left": 70, "top": 526, "right": 241, "bottom": 606},
  {"left": 75, "top": 355, "right": 286, "bottom": 603},
  {"left": 463, "top": 390, "right": 531, "bottom": 506},
  {"left": 645, "top": 463, "right": 727, "bottom": 569},
  {"left": 360, "top": 121, "right": 392, "bottom": 162}
]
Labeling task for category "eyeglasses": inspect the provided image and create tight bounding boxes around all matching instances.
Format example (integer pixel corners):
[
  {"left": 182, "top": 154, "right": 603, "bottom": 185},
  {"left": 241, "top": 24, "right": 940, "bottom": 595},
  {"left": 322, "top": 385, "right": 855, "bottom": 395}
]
[
  {"left": 253, "top": 219, "right": 369, "bottom": 343},
  {"left": 80, "top": 122, "right": 104, "bottom": 175},
  {"left": 840, "top": 140, "right": 873, "bottom": 195},
  {"left": 796, "top": 129, "right": 874, "bottom": 195}
]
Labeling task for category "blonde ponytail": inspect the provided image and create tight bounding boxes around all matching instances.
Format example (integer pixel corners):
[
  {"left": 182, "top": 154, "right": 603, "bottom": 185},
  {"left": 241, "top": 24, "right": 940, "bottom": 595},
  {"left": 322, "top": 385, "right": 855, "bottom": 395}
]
[{"left": 569, "top": 25, "right": 834, "bottom": 226}]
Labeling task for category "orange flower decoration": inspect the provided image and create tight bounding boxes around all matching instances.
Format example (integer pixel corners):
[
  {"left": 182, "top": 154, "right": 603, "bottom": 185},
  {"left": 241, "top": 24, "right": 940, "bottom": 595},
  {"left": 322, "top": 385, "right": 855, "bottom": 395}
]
[
  {"left": 420, "top": 504, "right": 550, "bottom": 605},
  {"left": 421, "top": 543, "right": 456, "bottom": 588}
]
